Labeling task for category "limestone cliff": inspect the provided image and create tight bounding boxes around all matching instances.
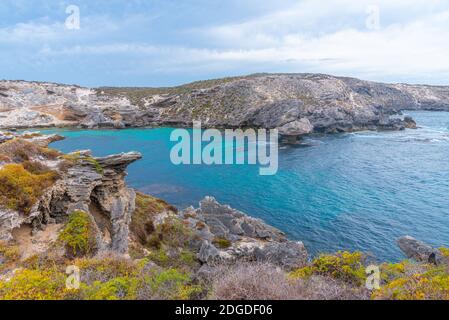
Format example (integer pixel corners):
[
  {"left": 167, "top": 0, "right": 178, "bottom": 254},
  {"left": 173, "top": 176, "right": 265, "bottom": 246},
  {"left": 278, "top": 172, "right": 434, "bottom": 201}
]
[{"left": 1, "top": 74, "right": 448, "bottom": 136}]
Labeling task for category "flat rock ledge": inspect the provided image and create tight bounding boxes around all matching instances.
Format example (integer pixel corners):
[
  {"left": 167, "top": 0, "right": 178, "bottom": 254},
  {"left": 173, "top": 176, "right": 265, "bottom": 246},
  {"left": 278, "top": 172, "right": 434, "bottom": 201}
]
[{"left": 179, "top": 196, "right": 308, "bottom": 271}]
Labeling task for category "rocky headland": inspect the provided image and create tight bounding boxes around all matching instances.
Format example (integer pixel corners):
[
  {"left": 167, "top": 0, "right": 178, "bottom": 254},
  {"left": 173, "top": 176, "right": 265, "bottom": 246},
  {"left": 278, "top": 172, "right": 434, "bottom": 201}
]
[
  {"left": 1, "top": 74, "right": 448, "bottom": 139},
  {"left": 0, "top": 131, "right": 448, "bottom": 300}
]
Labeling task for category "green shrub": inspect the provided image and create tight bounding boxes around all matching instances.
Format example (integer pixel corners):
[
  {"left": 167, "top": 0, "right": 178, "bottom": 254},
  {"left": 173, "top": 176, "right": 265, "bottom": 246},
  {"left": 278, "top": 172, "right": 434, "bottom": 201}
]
[
  {"left": 80, "top": 277, "right": 139, "bottom": 300},
  {"left": 58, "top": 211, "right": 97, "bottom": 258},
  {"left": 0, "top": 241, "right": 21, "bottom": 272},
  {"left": 146, "top": 217, "right": 193, "bottom": 250},
  {"left": 145, "top": 268, "right": 200, "bottom": 300}
]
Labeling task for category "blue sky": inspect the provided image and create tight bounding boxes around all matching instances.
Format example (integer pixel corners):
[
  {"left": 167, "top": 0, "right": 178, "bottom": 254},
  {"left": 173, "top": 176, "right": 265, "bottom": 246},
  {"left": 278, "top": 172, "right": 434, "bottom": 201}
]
[{"left": 1, "top": 0, "right": 448, "bottom": 87}]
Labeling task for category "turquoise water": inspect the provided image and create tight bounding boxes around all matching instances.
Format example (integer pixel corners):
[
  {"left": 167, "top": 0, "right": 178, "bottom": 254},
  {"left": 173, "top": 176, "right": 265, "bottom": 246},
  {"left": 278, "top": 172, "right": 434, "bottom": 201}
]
[{"left": 42, "top": 111, "right": 449, "bottom": 261}]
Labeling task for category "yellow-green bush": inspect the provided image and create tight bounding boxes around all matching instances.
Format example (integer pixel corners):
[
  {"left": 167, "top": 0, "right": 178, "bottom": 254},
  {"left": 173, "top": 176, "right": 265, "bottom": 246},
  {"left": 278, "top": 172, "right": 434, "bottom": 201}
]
[
  {"left": 0, "top": 269, "right": 67, "bottom": 300},
  {"left": 80, "top": 277, "right": 140, "bottom": 300},
  {"left": 0, "top": 163, "right": 58, "bottom": 214},
  {"left": 147, "top": 217, "right": 194, "bottom": 249},
  {"left": 75, "top": 256, "right": 137, "bottom": 279},
  {"left": 373, "top": 260, "right": 449, "bottom": 300},
  {"left": 58, "top": 211, "right": 98, "bottom": 258},
  {"left": 440, "top": 248, "right": 449, "bottom": 258},
  {"left": 145, "top": 268, "right": 201, "bottom": 300},
  {"left": 290, "top": 251, "right": 366, "bottom": 285}
]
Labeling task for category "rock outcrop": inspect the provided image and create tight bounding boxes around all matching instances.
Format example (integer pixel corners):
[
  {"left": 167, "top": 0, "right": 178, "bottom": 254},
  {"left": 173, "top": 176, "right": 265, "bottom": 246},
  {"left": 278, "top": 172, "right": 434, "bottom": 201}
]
[
  {"left": 397, "top": 236, "right": 442, "bottom": 264},
  {"left": 36, "top": 151, "right": 142, "bottom": 254},
  {"left": 179, "top": 196, "right": 308, "bottom": 270},
  {"left": 1, "top": 74, "right": 448, "bottom": 137},
  {"left": 0, "top": 133, "right": 142, "bottom": 255}
]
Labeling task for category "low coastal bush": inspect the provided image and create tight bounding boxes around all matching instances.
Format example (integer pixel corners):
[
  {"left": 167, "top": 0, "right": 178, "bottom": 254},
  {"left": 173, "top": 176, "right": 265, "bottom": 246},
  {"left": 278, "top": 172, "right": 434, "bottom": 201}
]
[
  {"left": 290, "top": 251, "right": 367, "bottom": 286},
  {"left": 0, "top": 138, "right": 60, "bottom": 162},
  {"left": 0, "top": 269, "right": 67, "bottom": 300},
  {"left": 0, "top": 163, "right": 58, "bottom": 214},
  {"left": 212, "top": 237, "right": 231, "bottom": 249},
  {"left": 58, "top": 211, "right": 98, "bottom": 258},
  {"left": 147, "top": 217, "right": 194, "bottom": 250},
  {"left": 0, "top": 253, "right": 201, "bottom": 300},
  {"left": 131, "top": 192, "right": 177, "bottom": 245},
  {"left": 210, "top": 262, "right": 367, "bottom": 300},
  {"left": 0, "top": 241, "right": 20, "bottom": 273},
  {"left": 372, "top": 260, "right": 449, "bottom": 300}
]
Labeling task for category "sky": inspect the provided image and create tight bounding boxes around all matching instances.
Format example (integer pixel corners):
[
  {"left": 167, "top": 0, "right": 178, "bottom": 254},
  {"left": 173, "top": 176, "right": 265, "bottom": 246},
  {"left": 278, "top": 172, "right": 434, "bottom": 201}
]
[{"left": 0, "top": 0, "right": 448, "bottom": 87}]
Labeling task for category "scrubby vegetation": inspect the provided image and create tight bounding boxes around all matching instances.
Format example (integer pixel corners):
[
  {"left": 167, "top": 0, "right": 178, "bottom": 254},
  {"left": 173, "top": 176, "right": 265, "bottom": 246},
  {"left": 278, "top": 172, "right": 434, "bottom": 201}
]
[
  {"left": 0, "top": 252, "right": 202, "bottom": 300},
  {"left": 372, "top": 257, "right": 449, "bottom": 300},
  {"left": 0, "top": 241, "right": 20, "bottom": 273},
  {"left": 62, "top": 152, "right": 103, "bottom": 174},
  {"left": 58, "top": 211, "right": 98, "bottom": 258},
  {"left": 0, "top": 138, "right": 60, "bottom": 162},
  {"left": 290, "top": 251, "right": 367, "bottom": 286},
  {"left": 130, "top": 192, "right": 177, "bottom": 245},
  {"left": 0, "top": 163, "right": 58, "bottom": 214},
  {"left": 212, "top": 237, "right": 231, "bottom": 249},
  {"left": 98, "top": 74, "right": 268, "bottom": 107},
  {"left": 210, "top": 262, "right": 368, "bottom": 300}
]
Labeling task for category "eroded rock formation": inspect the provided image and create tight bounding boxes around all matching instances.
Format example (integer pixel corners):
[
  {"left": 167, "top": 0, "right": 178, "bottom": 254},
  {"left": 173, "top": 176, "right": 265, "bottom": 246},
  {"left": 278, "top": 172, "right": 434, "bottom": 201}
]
[
  {"left": 0, "top": 133, "right": 142, "bottom": 255},
  {"left": 179, "top": 196, "right": 308, "bottom": 270}
]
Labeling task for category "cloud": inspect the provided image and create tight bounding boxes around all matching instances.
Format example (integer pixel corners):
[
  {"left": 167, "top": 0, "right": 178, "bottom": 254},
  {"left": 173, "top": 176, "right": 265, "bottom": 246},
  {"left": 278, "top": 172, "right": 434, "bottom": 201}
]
[{"left": 1, "top": 0, "right": 449, "bottom": 86}]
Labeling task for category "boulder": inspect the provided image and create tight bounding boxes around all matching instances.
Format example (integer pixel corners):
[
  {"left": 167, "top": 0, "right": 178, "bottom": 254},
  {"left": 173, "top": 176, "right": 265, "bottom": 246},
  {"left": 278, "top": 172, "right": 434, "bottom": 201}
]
[
  {"left": 397, "top": 236, "right": 442, "bottom": 264},
  {"left": 404, "top": 116, "right": 418, "bottom": 129},
  {"left": 253, "top": 241, "right": 308, "bottom": 271},
  {"left": 277, "top": 118, "right": 313, "bottom": 137}
]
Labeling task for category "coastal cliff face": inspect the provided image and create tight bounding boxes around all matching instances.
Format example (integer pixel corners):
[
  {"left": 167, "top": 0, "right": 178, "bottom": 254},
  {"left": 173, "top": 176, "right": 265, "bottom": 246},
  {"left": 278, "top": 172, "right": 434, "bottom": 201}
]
[{"left": 1, "top": 74, "right": 448, "bottom": 134}]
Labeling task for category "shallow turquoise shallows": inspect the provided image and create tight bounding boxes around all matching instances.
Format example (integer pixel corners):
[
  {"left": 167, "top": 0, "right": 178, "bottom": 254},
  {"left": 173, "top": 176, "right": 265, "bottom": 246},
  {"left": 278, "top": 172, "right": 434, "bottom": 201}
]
[{"left": 42, "top": 111, "right": 449, "bottom": 261}]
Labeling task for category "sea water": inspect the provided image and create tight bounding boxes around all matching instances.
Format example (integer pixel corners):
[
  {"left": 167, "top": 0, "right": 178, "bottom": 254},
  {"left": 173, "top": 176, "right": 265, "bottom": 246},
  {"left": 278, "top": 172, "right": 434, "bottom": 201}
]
[{"left": 43, "top": 111, "right": 449, "bottom": 261}]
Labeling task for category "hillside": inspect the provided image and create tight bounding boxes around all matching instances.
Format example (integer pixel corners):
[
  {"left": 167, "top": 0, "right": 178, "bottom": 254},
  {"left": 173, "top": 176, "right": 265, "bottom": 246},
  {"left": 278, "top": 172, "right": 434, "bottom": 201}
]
[{"left": 1, "top": 74, "right": 448, "bottom": 136}]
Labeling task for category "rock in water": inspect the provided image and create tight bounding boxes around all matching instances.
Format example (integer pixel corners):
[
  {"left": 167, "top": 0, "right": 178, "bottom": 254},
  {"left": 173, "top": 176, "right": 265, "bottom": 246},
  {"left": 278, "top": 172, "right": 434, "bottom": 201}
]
[
  {"left": 404, "top": 116, "right": 418, "bottom": 129},
  {"left": 397, "top": 236, "right": 442, "bottom": 264}
]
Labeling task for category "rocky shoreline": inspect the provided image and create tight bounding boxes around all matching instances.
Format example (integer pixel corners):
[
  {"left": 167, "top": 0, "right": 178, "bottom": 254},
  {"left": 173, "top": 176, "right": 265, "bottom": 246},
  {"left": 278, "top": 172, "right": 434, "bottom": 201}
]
[
  {"left": 1, "top": 74, "right": 447, "bottom": 139},
  {"left": 0, "top": 131, "right": 448, "bottom": 300}
]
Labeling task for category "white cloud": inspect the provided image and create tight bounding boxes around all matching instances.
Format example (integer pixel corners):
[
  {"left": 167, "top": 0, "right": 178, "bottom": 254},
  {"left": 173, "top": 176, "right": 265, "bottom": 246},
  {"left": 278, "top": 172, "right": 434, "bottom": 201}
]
[{"left": 1, "top": 0, "right": 449, "bottom": 85}]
